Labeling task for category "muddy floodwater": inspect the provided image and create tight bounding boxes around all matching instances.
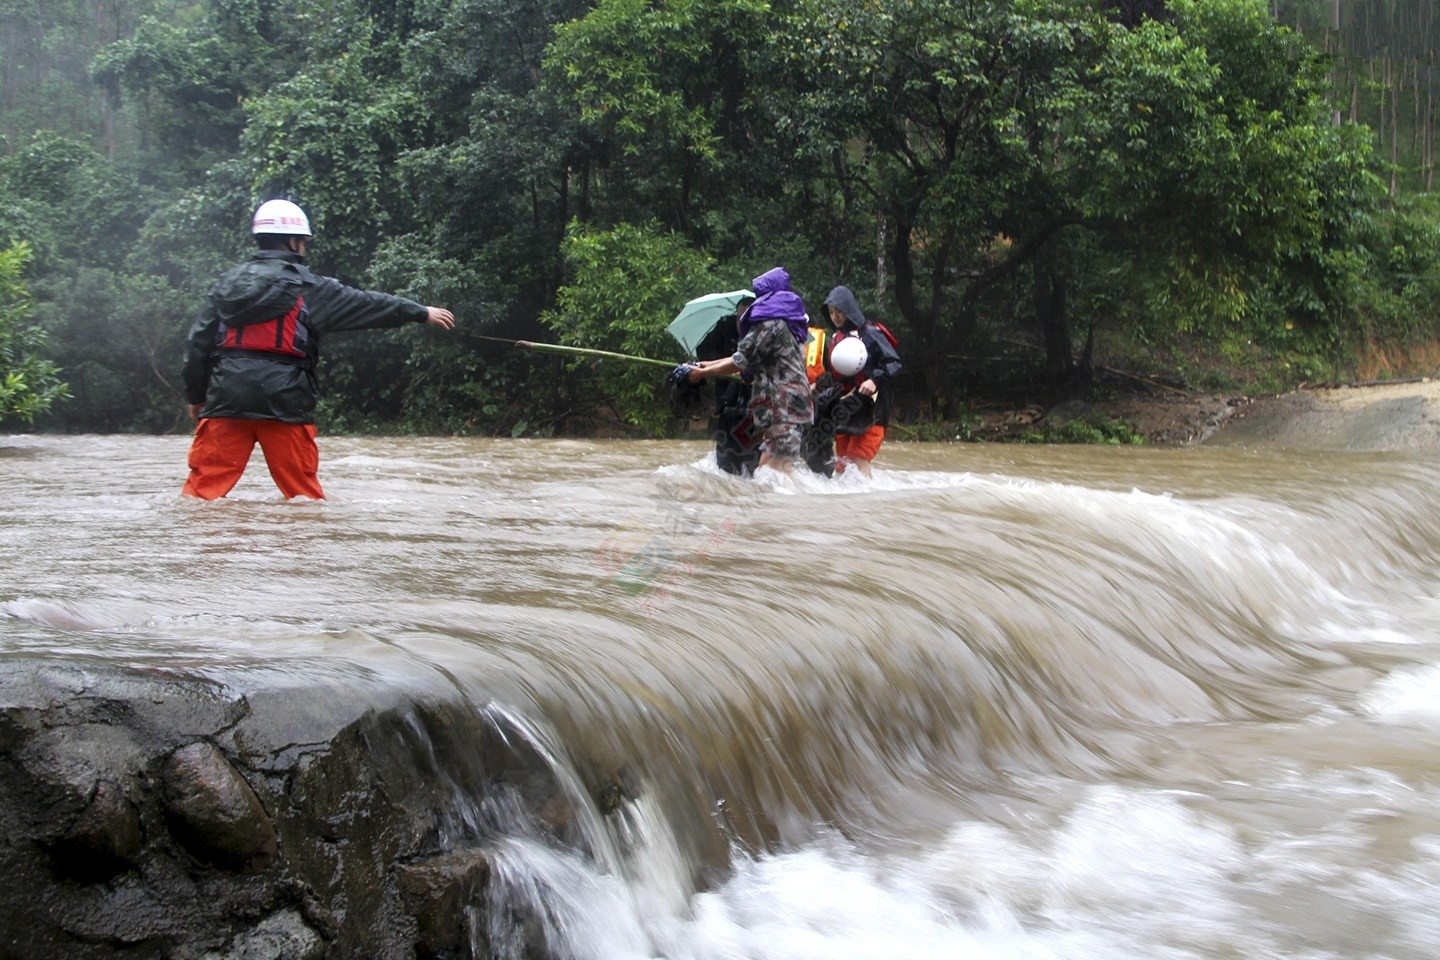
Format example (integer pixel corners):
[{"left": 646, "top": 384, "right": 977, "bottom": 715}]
[{"left": 5, "top": 432, "right": 1440, "bottom": 959}]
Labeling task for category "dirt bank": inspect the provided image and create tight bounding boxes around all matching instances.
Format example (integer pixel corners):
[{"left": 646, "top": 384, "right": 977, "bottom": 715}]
[
  {"left": 1206, "top": 379, "right": 1440, "bottom": 452},
  {"left": 973, "top": 378, "right": 1440, "bottom": 452}
]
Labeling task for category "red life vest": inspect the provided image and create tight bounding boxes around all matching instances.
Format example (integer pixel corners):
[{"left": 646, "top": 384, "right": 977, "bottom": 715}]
[
  {"left": 871, "top": 321, "right": 900, "bottom": 348},
  {"left": 215, "top": 296, "right": 311, "bottom": 361}
]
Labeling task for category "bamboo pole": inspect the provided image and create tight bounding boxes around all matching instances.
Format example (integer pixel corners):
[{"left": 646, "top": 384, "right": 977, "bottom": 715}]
[
  {"left": 465, "top": 335, "right": 679, "bottom": 370},
  {"left": 463, "top": 334, "right": 746, "bottom": 381}
]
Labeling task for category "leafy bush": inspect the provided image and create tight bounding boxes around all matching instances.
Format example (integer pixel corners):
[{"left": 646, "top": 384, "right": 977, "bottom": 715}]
[
  {"left": 0, "top": 243, "right": 68, "bottom": 424},
  {"left": 542, "top": 221, "right": 718, "bottom": 436},
  {"left": 1019, "top": 414, "right": 1146, "bottom": 445}
]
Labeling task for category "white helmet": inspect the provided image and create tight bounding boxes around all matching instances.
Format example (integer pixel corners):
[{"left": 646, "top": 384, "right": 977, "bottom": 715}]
[
  {"left": 830, "top": 336, "right": 869, "bottom": 378},
  {"left": 251, "top": 199, "right": 312, "bottom": 236}
]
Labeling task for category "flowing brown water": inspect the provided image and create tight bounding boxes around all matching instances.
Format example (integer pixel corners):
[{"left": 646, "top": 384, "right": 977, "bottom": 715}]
[{"left": 4, "top": 433, "right": 1440, "bottom": 958}]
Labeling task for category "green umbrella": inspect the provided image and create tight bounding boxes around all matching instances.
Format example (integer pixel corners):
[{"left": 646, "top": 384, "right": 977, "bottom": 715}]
[{"left": 665, "top": 289, "right": 754, "bottom": 356}]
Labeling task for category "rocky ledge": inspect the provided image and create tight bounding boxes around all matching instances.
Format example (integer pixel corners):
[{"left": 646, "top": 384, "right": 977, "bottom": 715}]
[{"left": 0, "top": 659, "right": 596, "bottom": 959}]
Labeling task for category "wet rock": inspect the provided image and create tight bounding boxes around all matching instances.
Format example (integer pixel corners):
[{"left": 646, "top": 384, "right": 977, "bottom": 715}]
[
  {"left": 161, "top": 741, "right": 277, "bottom": 872},
  {"left": 11, "top": 723, "right": 147, "bottom": 882},
  {"left": 397, "top": 850, "right": 493, "bottom": 958},
  {"left": 51, "top": 879, "right": 171, "bottom": 945},
  {"left": 18, "top": 724, "right": 147, "bottom": 823},
  {"left": 51, "top": 779, "right": 143, "bottom": 880},
  {"left": 1039, "top": 399, "right": 1095, "bottom": 425},
  {"left": 538, "top": 788, "right": 576, "bottom": 833},
  {"left": 281, "top": 877, "right": 340, "bottom": 942},
  {"left": 198, "top": 908, "right": 324, "bottom": 960},
  {"left": 0, "top": 659, "right": 596, "bottom": 959}
]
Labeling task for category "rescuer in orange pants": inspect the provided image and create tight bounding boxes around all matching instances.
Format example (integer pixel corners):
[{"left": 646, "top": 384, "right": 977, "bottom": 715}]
[
  {"left": 182, "top": 418, "right": 324, "bottom": 500},
  {"left": 819, "top": 286, "right": 902, "bottom": 477},
  {"left": 181, "top": 198, "right": 455, "bottom": 500}
]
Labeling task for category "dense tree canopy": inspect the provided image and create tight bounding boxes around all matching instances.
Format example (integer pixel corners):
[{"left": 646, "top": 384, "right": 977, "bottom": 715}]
[
  {"left": 0, "top": 0, "right": 1434, "bottom": 435},
  {"left": 0, "top": 243, "right": 68, "bottom": 423}
]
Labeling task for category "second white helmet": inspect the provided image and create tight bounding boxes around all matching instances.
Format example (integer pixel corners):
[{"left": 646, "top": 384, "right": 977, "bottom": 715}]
[
  {"left": 830, "top": 336, "right": 869, "bottom": 378},
  {"left": 251, "top": 199, "right": 312, "bottom": 237}
]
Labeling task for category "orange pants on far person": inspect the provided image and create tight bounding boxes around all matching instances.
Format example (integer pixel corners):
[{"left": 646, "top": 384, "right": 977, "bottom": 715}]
[
  {"left": 183, "top": 418, "right": 324, "bottom": 500},
  {"left": 836, "top": 424, "right": 885, "bottom": 465}
]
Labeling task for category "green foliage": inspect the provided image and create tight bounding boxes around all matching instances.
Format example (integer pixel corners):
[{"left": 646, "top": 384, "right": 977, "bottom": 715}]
[
  {"left": 767, "top": 0, "right": 1380, "bottom": 408},
  {"left": 891, "top": 415, "right": 984, "bottom": 443},
  {"left": 90, "top": 0, "right": 314, "bottom": 171},
  {"left": 1116, "top": 2, "right": 1377, "bottom": 340},
  {"left": 542, "top": 220, "right": 715, "bottom": 435},
  {"left": 240, "top": 33, "right": 433, "bottom": 275},
  {"left": 35, "top": 266, "right": 190, "bottom": 432},
  {"left": 0, "top": 0, "right": 1434, "bottom": 438},
  {"left": 0, "top": 0, "right": 139, "bottom": 150},
  {"left": 1278, "top": 1, "right": 1438, "bottom": 197},
  {"left": 399, "top": 340, "right": 542, "bottom": 436},
  {"left": 1338, "top": 195, "right": 1440, "bottom": 352},
  {"left": 0, "top": 243, "right": 69, "bottom": 424},
  {"left": 0, "top": 132, "right": 162, "bottom": 273},
  {"left": 1378, "top": 197, "right": 1440, "bottom": 314},
  {"left": 1018, "top": 414, "right": 1146, "bottom": 445},
  {"left": 545, "top": 0, "right": 808, "bottom": 253},
  {"left": 1, "top": 132, "right": 94, "bottom": 205},
  {"left": 550, "top": 0, "right": 736, "bottom": 154}
]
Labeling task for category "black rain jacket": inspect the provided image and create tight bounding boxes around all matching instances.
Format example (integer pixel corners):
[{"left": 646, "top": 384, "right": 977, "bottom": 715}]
[
  {"left": 182, "top": 251, "right": 429, "bottom": 424},
  {"left": 820, "top": 285, "right": 902, "bottom": 434}
]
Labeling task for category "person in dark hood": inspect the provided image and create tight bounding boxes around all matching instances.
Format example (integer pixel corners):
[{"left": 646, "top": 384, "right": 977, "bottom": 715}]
[
  {"left": 180, "top": 199, "right": 455, "bottom": 500},
  {"left": 685, "top": 267, "right": 814, "bottom": 474},
  {"left": 821, "top": 285, "right": 902, "bottom": 476}
]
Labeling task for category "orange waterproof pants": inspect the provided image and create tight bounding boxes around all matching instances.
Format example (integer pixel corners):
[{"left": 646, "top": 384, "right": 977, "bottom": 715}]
[
  {"left": 182, "top": 418, "right": 325, "bottom": 500},
  {"left": 836, "top": 425, "right": 885, "bottom": 465}
]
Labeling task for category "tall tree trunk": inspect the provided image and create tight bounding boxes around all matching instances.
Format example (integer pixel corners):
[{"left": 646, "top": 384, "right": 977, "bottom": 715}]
[
  {"left": 1331, "top": 0, "right": 1343, "bottom": 125},
  {"left": 1414, "top": 59, "right": 1422, "bottom": 161},
  {"left": 889, "top": 211, "right": 944, "bottom": 416},
  {"left": 1034, "top": 255, "right": 1072, "bottom": 385},
  {"left": 102, "top": 101, "right": 114, "bottom": 160},
  {"left": 1379, "top": 56, "right": 1387, "bottom": 159},
  {"left": 1391, "top": 56, "right": 1400, "bottom": 197},
  {"left": 874, "top": 215, "right": 887, "bottom": 300},
  {"left": 1429, "top": 49, "right": 1436, "bottom": 192}
]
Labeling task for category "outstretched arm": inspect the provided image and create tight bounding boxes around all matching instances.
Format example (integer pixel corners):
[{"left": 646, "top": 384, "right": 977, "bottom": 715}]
[{"left": 687, "top": 356, "right": 740, "bottom": 382}]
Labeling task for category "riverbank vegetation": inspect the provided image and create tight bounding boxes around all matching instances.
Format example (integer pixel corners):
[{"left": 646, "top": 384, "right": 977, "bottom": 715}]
[{"left": 0, "top": 0, "right": 1436, "bottom": 438}]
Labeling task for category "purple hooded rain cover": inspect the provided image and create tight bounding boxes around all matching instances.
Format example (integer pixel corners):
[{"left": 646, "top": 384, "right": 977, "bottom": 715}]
[{"left": 739, "top": 267, "right": 809, "bottom": 343}]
